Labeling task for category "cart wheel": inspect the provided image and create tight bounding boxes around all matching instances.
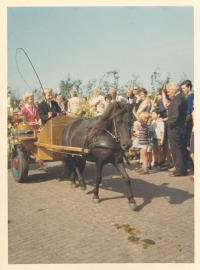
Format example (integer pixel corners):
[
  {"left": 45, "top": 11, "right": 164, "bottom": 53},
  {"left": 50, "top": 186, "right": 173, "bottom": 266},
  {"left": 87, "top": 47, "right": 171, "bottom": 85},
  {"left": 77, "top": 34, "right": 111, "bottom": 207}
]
[{"left": 11, "top": 145, "right": 29, "bottom": 183}]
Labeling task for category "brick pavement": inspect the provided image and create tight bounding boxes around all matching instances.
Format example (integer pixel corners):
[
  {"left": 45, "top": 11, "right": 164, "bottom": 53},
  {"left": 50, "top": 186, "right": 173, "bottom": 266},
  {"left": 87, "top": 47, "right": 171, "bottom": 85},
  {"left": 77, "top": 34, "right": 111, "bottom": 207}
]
[{"left": 7, "top": 160, "right": 194, "bottom": 264}]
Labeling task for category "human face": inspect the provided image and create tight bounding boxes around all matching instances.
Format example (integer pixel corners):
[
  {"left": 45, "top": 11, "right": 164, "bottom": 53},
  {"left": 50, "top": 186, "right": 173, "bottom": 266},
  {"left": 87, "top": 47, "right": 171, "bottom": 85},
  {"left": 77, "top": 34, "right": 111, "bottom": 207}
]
[
  {"left": 95, "top": 91, "right": 100, "bottom": 97},
  {"left": 105, "top": 98, "right": 111, "bottom": 104},
  {"left": 126, "top": 90, "right": 132, "bottom": 98},
  {"left": 27, "top": 96, "right": 34, "bottom": 105},
  {"left": 45, "top": 92, "right": 53, "bottom": 102},
  {"left": 82, "top": 98, "right": 87, "bottom": 104},
  {"left": 139, "top": 91, "right": 146, "bottom": 100},
  {"left": 110, "top": 92, "right": 116, "bottom": 99},
  {"left": 166, "top": 86, "right": 176, "bottom": 99},
  {"left": 133, "top": 87, "right": 138, "bottom": 95},
  {"left": 181, "top": 84, "right": 191, "bottom": 95},
  {"left": 56, "top": 96, "right": 61, "bottom": 104},
  {"left": 152, "top": 112, "right": 158, "bottom": 120}
]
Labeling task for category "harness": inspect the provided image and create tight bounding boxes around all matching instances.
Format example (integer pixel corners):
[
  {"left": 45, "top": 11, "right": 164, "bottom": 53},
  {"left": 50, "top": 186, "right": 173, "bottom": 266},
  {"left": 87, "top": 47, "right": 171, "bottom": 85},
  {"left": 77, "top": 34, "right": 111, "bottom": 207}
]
[{"left": 81, "top": 117, "right": 121, "bottom": 154}]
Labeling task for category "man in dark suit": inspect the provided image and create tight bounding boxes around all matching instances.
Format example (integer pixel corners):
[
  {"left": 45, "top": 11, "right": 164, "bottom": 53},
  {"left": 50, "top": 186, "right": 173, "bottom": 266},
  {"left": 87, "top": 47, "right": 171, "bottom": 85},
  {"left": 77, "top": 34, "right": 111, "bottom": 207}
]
[
  {"left": 166, "top": 83, "right": 188, "bottom": 177},
  {"left": 38, "top": 88, "right": 61, "bottom": 125}
]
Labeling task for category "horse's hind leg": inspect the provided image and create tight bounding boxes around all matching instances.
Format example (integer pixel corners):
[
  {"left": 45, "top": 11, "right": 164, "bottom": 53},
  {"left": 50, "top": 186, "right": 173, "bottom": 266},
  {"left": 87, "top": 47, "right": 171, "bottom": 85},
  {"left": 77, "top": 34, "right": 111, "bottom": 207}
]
[
  {"left": 93, "top": 162, "right": 103, "bottom": 203},
  {"left": 69, "top": 156, "right": 86, "bottom": 190},
  {"left": 61, "top": 159, "right": 77, "bottom": 188},
  {"left": 114, "top": 162, "right": 137, "bottom": 211}
]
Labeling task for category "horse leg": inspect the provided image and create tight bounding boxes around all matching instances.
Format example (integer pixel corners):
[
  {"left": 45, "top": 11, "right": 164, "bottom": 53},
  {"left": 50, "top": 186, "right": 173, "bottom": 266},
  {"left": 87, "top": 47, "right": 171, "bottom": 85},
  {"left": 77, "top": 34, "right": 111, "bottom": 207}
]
[
  {"left": 62, "top": 159, "right": 77, "bottom": 187},
  {"left": 114, "top": 162, "right": 137, "bottom": 211},
  {"left": 71, "top": 162, "right": 86, "bottom": 191},
  {"left": 93, "top": 162, "right": 103, "bottom": 203},
  {"left": 70, "top": 171, "right": 77, "bottom": 188}
]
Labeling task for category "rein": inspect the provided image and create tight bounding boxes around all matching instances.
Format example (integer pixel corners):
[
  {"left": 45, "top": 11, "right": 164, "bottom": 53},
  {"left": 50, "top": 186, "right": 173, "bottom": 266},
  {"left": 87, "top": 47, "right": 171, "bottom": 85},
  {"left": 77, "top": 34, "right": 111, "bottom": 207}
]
[{"left": 105, "top": 118, "right": 119, "bottom": 142}]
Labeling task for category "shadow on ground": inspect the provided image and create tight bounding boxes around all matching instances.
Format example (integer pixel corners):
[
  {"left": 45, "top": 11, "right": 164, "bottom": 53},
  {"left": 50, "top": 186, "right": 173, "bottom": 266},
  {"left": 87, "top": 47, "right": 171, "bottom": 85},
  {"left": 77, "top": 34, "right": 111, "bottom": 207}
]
[{"left": 9, "top": 161, "right": 194, "bottom": 211}]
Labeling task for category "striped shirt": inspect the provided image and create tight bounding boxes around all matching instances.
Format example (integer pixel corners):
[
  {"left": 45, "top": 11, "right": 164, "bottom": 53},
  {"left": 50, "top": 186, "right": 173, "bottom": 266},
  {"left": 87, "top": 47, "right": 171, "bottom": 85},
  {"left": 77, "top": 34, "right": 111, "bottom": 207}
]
[
  {"left": 138, "top": 123, "right": 149, "bottom": 145},
  {"left": 138, "top": 123, "right": 153, "bottom": 145}
]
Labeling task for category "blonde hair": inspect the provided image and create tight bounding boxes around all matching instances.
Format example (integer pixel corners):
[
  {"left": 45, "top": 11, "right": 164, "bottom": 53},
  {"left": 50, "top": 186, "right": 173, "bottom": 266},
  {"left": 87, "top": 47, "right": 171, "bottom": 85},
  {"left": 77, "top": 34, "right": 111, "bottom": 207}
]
[
  {"left": 70, "top": 90, "right": 77, "bottom": 97},
  {"left": 126, "top": 87, "right": 133, "bottom": 93},
  {"left": 133, "top": 121, "right": 141, "bottom": 127},
  {"left": 93, "top": 88, "right": 101, "bottom": 94},
  {"left": 109, "top": 88, "right": 117, "bottom": 93},
  {"left": 42, "top": 88, "right": 53, "bottom": 97},
  {"left": 140, "top": 111, "right": 150, "bottom": 120},
  {"left": 23, "top": 91, "right": 34, "bottom": 102}
]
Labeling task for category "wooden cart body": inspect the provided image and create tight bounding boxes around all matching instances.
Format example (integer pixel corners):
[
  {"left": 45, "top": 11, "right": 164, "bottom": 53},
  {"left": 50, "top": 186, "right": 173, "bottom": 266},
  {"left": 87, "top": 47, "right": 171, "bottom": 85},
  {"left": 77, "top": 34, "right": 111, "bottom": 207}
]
[{"left": 14, "top": 114, "right": 89, "bottom": 162}]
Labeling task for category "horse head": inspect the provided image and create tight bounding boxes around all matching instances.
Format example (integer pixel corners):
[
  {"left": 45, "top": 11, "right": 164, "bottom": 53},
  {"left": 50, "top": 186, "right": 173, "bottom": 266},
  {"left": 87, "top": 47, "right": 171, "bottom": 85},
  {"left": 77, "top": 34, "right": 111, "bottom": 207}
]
[
  {"left": 113, "top": 102, "right": 134, "bottom": 150},
  {"left": 88, "top": 102, "right": 134, "bottom": 151}
]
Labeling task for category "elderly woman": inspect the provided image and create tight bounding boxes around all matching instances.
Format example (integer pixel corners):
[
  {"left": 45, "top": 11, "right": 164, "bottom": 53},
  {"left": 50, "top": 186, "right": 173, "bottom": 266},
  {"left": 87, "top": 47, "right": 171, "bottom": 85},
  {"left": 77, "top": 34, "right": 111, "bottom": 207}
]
[{"left": 67, "top": 90, "right": 81, "bottom": 114}]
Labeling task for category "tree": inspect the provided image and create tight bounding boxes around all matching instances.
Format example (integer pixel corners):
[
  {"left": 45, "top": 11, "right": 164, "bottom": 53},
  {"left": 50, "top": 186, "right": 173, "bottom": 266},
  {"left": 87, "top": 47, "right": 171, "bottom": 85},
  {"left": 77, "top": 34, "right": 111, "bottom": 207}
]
[
  {"left": 59, "top": 76, "right": 75, "bottom": 98},
  {"left": 32, "top": 87, "right": 43, "bottom": 101},
  {"left": 179, "top": 73, "right": 188, "bottom": 84},
  {"left": 125, "top": 73, "right": 142, "bottom": 89},
  {"left": 7, "top": 86, "right": 20, "bottom": 103}
]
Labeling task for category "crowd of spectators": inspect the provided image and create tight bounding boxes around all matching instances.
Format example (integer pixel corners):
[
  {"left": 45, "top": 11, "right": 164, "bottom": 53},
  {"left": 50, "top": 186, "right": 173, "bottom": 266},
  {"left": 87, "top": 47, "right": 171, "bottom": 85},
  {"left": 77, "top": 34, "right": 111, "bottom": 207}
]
[{"left": 7, "top": 80, "right": 194, "bottom": 181}]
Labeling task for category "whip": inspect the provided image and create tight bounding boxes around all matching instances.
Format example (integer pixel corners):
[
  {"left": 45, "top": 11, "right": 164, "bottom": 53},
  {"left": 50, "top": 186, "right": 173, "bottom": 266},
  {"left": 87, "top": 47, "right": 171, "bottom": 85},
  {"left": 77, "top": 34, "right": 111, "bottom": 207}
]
[{"left": 15, "top": 48, "right": 43, "bottom": 90}]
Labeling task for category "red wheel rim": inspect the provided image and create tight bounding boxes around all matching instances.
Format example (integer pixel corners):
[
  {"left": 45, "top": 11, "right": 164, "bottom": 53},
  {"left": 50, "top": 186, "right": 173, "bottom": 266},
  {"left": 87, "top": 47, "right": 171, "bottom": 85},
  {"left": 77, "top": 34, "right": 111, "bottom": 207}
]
[{"left": 13, "top": 157, "right": 18, "bottom": 170}]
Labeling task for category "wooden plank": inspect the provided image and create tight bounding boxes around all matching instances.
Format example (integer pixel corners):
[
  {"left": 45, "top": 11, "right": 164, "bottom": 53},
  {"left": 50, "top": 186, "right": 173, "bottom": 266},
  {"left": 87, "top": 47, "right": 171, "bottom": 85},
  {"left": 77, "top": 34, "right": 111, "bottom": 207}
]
[{"left": 33, "top": 142, "right": 90, "bottom": 154}]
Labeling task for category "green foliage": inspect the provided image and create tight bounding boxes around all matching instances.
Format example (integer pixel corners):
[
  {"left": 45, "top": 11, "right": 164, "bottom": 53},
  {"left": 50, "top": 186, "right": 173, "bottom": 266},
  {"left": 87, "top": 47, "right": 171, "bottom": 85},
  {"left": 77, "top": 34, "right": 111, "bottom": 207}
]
[
  {"left": 151, "top": 68, "right": 171, "bottom": 92},
  {"left": 59, "top": 75, "right": 83, "bottom": 98},
  {"left": 32, "top": 87, "right": 43, "bottom": 100},
  {"left": 125, "top": 73, "right": 142, "bottom": 89},
  {"left": 7, "top": 86, "right": 20, "bottom": 104},
  {"left": 179, "top": 73, "right": 188, "bottom": 84}
]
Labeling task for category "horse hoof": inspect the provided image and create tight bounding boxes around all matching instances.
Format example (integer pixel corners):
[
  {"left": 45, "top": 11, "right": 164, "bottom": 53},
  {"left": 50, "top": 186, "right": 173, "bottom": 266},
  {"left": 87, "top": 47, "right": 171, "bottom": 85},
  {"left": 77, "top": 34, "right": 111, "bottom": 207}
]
[
  {"left": 71, "top": 183, "right": 77, "bottom": 188},
  {"left": 129, "top": 203, "right": 137, "bottom": 211},
  {"left": 93, "top": 198, "right": 100, "bottom": 203},
  {"left": 81, "top": 186, "right": 86, "bottom": 191}
]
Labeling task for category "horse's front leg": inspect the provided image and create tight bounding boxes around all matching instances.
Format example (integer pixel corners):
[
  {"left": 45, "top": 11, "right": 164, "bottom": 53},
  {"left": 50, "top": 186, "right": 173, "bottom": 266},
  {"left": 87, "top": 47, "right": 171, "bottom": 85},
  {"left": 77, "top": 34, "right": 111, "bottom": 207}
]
[
  {"left": 114, "top": 162, "right": 137, "bottom": 211},
  {"left": 93, "top": 162, "right": 103, "bottom": 203}
]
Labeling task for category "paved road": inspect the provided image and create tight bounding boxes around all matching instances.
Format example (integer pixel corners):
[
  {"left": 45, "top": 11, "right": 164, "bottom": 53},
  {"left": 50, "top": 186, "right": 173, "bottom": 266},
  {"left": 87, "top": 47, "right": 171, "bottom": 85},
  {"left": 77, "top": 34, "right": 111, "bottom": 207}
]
[{"left": 8, "top": 159, "right": 194, "bottom": 264}]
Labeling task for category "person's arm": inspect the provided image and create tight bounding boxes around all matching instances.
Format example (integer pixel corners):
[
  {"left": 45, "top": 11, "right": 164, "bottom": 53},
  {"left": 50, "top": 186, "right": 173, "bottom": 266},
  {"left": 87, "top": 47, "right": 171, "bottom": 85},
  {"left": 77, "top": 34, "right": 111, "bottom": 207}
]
[
  {"left": 136, "top": 99, "right": 149, "bottom": 115},
  {"left": 162, "top": 85, "right": 170, "bottom": 109},
  {"left": 38, "top": 102, "right": 51, "bottom": 121},
  {"left": 186, "top": 94, "right": 194, "bottom": 121}
]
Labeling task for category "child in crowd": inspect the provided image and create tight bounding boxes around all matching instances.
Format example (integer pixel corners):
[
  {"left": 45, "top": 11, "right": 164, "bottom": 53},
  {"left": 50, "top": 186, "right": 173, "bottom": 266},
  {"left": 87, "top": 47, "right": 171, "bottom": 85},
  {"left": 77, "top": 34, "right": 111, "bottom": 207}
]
[
  {"left": 129, "top": 121, "right": 141, "bottom": 160},
  {"left": 38, "top": 88, "right": 61, "bottom": 125},
  {"left": 151, "top": 108, "right": 165, "bottom": 169},
  {"left": 21, "top": 92, "right": 41, "bottom": 125},
  {"left": 104, "top": 94, "right": 112, "bottom": 110},
  {"left": 82, "top": 96, "right": 88, "bottom": 105},
  {"left": 137, "top": 112, "right": 153, "bottom": 175}
]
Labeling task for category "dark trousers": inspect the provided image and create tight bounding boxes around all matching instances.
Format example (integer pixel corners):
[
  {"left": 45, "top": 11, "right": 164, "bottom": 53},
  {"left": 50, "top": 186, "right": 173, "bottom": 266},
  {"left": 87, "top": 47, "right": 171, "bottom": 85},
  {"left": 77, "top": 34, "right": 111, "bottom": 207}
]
[{"left": 168, "top": 128, "right": 187, "bottom": 174}]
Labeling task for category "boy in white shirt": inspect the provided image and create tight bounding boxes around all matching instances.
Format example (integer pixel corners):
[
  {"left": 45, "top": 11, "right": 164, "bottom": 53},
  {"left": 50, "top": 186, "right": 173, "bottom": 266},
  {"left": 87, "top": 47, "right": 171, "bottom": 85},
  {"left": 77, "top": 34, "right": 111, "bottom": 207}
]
[{"left": 151, "top": 108, "right": 165, "bottom": 168}]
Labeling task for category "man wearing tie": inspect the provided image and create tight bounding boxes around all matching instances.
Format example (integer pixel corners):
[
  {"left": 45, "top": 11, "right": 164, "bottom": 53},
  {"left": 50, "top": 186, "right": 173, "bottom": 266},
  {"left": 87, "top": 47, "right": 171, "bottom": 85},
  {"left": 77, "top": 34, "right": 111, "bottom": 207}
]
[
  {"left": 38, "top": 88, "right": 61, "bottom": 125},
  {"left": 166, "top": 83, "right": 188, "bottom": 177}
]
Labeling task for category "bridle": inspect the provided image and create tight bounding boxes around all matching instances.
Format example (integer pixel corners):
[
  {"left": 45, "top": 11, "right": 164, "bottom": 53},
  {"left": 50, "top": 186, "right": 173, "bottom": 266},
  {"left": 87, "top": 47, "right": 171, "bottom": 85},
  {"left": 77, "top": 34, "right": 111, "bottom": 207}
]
[{"left": 105, "top": 118, "right": 119, "bottom": 142}]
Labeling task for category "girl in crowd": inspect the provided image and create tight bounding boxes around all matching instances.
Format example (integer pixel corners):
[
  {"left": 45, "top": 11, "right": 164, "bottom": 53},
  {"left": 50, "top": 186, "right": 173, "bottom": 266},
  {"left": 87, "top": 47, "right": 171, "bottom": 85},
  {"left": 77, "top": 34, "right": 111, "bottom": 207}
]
[
  {"left": 136, "top": 112, "right": 153, "bottom": 175},
  {"left": 104, "top": 94, "right": 112, "bottom": 110},
  {"left": 82, "top": 96, "right": 88, "bottom": 105},
  {"left": 21, "top": 92, "right": 41, "bottom": 125},
  {"left": 68, "top": 90, "right": 81, "bottom": 114},
  {"left": 129, "top": 121, "right": 140, "bottom": 160}
]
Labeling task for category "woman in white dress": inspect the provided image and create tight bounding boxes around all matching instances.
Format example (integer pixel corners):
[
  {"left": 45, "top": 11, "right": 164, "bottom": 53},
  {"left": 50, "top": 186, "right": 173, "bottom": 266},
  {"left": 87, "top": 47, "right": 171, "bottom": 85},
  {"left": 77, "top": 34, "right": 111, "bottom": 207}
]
[{"left": 67, "top": 90, "right": 81, "bottom": 114}]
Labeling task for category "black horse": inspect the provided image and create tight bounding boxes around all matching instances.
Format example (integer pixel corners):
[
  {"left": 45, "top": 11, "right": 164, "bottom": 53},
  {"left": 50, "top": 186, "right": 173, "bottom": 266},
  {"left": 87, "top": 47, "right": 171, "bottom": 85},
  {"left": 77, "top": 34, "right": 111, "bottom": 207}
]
[{"left": 62, "top": 102, "right": 137, "bottom": 210}]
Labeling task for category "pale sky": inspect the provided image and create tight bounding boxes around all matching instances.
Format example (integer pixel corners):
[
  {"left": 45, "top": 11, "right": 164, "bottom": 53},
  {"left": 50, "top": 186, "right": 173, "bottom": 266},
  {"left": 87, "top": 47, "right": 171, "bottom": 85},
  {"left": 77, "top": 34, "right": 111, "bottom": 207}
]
[{"left": 8, "top": 6, "right": 193, "bottom": 97}]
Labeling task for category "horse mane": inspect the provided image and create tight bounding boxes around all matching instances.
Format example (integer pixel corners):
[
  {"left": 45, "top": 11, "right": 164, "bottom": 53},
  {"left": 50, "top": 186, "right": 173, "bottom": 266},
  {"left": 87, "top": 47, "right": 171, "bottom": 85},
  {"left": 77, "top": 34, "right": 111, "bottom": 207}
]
[{"left": 87, "top": 102, "right": 131, "bottom": 141}]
